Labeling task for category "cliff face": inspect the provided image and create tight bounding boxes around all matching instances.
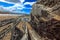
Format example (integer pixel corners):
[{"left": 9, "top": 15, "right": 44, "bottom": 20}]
[
  {"left": 37, "top": 0, "right": 60, "bottom": 7},
  {"left": 31, "top": 0, "right": 60, "bottom": 21},
  {"left": 30, "top": 0, "right": 60, "bottom": 40}
]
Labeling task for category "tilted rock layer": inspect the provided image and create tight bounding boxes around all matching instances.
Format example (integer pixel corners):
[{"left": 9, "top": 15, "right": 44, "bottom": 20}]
[{"left": 30, "top": 0, "right": 60, "bottom": 40}]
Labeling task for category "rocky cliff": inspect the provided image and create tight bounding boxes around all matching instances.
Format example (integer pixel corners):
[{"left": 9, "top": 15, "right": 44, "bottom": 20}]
[{"left": 30, "top": 0, "right": 60, "bottom": 40}]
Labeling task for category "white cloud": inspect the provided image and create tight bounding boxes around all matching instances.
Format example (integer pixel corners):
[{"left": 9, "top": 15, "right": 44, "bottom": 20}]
[
  {"left": 0, "top": 0, "right": 16, "bottom": 4},
  {"left": 0, "top": 6, "right": 24, "bottom": 13},
  {"left": 19, "top": 0, "right": 25, "bottom": 3},
  {"left": 2, "top": 3, "right": 25, "bottom": 13},
  {"left": 0, "top": 0, "right": 36, "bottom": 14},
  {"left": 4, "top": 2, "right": 32, "bottom": 11},
  {"left": 0, "top": 0, "right": 5, "bottom": 1},
  {"left": 0, "top": 0, "right": 25, "bottom": 11},
  {"left": 9, "top": 3, "right": 24, "bottom": 10},
  {"left": 0, "top": 3, "right": 26, "bottom": 13},
  {"left": 0, "top": 0, "right": 24, "bottom": 4},
  {"left": 24, "top": 2, "right": 36, "bottom": 6},
  {"left": 0, "top": 6, "right": 10, "bottom": 12}
]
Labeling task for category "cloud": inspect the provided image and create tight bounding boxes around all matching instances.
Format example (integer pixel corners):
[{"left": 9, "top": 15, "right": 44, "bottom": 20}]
[
  {"left": 0, "top": 6, "right": 25, "bottom": 13},
  {"left": 0, "top": 6, "right": 10, "bottom": 12},
  {"left": 24, "top": 2, "right": 36, "bottom": 6},
  {"left": 0, "top": 0, "right": 5, "bottom": 1},
  {"left": 19, "top": 0, "right": 25, "bottom": 3},
  {"left": 5, "top": 0, "right": 20, "bottom": 3},
  {"left": 0, "top": 0, "right": 36, "bottom": 14},
  {"left": 0, "top": 0, "right": 25, "bottom": 4},
  {"left": 7, "top": 3, "right": 24, "bottom": 11},
  {"left": 0, "top": 0, "right": 15, "bottom": 4}
]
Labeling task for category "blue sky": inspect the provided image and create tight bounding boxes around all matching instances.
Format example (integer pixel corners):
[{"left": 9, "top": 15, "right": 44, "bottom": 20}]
[{"left": 0, "top": 0, "right": 36, "bottom": 14}]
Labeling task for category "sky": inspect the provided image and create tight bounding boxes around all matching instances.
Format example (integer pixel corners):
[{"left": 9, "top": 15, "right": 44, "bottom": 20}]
[{"left": 0, "top": 0, "right": 36, "bottom": 14}]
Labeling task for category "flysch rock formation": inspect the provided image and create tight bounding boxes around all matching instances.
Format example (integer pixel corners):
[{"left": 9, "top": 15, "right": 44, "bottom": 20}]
[{"left": 30, "top": 0, "right": 60, "bottom": 40}]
